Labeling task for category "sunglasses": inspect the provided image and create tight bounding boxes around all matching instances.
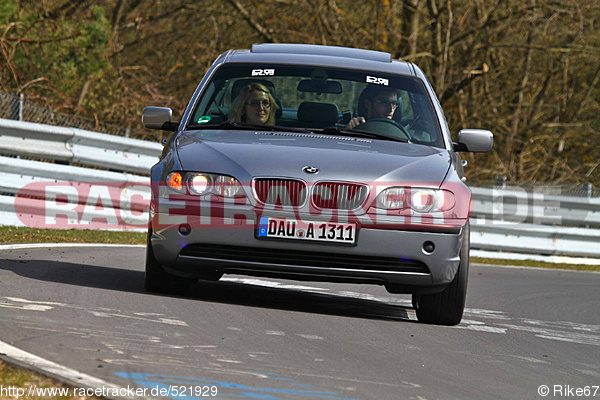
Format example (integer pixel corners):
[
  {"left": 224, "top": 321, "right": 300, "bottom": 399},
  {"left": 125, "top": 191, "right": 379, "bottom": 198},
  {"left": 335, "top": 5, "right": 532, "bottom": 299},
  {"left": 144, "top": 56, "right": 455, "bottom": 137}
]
[{"left": 247, "top": 100, "right": 271, "bottom": 109}]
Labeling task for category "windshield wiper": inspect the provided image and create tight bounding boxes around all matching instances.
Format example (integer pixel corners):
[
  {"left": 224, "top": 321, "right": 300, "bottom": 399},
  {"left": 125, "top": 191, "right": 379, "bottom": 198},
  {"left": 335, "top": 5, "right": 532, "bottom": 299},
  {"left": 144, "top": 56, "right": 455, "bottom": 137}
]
[
  {"left": 315, "top": 126, "right": 411, "bottom": 143},
  {"left": 186, "top": 122, "right": 410, "bottom": 142},
  {"left": 187, "top": 121, "right": 310, "bottom": 133}
]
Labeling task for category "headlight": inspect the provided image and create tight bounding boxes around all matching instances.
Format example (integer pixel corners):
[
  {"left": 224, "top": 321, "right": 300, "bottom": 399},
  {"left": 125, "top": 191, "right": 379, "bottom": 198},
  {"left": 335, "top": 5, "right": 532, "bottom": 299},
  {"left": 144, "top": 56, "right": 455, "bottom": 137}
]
[
  {"left": 376, "top": 187, "right": 406, "bottom": 209},
  {"left": 188, "top": 175, "right": 210, "bottom": 195},
  {"left": 411, "top": 189, "right": 437, "bottom": 213},
  {"left": 165, "top": 172, "right": 243, "bottom": 197},
  {"left": 187, "top": 173, "right": 242, "bottom": 197},
  {"left": 214, "top": 175, "right": 241, "bottom": 197},
  {"left": 376, "top": 187, "right": 455, "bottom": 212}
]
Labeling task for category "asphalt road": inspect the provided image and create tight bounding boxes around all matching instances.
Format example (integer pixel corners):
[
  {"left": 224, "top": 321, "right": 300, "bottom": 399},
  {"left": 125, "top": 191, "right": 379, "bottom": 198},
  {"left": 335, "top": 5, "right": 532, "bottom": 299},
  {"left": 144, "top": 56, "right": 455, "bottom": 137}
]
[{"left": 0, "top": 244, "right": 598, "bottom": 400}]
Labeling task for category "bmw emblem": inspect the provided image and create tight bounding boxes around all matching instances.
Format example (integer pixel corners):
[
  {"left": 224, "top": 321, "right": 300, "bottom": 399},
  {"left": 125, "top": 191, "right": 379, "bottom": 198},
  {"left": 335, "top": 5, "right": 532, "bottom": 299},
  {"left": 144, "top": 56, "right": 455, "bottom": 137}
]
[{"left": 302, "top": 166, "right": 319, "bottom": 174}]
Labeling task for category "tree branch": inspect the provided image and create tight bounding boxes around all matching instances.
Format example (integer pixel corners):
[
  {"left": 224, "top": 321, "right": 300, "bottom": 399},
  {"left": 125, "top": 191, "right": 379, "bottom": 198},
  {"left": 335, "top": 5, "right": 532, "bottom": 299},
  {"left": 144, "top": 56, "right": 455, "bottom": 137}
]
[{"left": 226, "top": 0, "right": 276, "bottom": 43}]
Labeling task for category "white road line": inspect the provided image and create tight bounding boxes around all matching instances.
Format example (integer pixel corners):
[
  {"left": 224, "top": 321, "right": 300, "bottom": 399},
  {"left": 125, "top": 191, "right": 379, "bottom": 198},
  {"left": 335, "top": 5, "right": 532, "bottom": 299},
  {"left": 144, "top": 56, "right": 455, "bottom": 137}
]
[
  {"left": 0, "top": 243, "right": 144, "bottom": 250},
  {"left": 472, "top": 262, "right": 600, "bottom": 274},
  {"left": 0, "top": 340, "right": 141, "bottom": 400}
]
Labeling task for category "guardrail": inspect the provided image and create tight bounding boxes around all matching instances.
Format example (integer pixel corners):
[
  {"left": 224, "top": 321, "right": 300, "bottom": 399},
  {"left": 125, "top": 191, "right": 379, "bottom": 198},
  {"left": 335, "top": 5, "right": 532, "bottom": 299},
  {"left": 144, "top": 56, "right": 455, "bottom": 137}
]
[
  {"left": 469, "top": 186, "right": 600, "bottom": 258},
  {"left": 0, "top": 118, "right": 598, "bottom": 261},
  {"left": 0, "top": 119, "right": 158, "bottom": 231},
  {"left": 0, "top": 118, "right": 161, "bottom": 174},
  {"left": 471, "top": 186, "right": 600, "bottom": 227}
]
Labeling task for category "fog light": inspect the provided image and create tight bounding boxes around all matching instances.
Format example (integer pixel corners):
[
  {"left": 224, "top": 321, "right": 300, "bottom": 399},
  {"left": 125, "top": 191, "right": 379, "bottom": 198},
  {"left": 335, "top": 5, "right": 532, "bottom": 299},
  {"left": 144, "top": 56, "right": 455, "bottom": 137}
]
[
  {"left": 178, "top": 224, "right": 192, "bottom": 236},
  {"left": 423, "top": 241, "right": 435, "bottom": 254}
]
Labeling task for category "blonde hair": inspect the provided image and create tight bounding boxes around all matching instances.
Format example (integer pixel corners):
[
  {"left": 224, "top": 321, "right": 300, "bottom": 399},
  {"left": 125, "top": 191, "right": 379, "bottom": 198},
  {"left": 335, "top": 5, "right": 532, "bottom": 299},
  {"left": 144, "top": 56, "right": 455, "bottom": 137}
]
[{"left": 229, "top": 83, "right": 279, "bottom": 125}]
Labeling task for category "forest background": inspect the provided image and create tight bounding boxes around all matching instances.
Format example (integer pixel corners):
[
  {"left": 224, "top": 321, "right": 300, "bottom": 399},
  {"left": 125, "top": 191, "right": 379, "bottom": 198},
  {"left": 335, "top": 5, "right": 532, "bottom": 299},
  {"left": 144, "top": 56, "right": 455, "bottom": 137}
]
[{"left": 1, "top": 0, "right": 598, "bottom": 186}]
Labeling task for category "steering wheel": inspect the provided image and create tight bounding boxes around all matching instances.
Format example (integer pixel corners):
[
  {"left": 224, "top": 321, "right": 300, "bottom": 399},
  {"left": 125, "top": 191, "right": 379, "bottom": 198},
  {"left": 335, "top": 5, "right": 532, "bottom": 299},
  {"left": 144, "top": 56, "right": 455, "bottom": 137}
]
[{"left": 357, "top": 118, "right": 412, "bottom": 140}]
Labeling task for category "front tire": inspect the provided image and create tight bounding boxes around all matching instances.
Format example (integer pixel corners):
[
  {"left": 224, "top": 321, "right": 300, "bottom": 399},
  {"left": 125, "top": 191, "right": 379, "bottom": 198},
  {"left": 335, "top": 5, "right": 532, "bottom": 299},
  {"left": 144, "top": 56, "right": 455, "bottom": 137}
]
[
  {"left": 144, "top": 229, "right": 194, "bottom": 294},
  {"left": 414, "top": 223, "right": 470, "bottom": 326}
]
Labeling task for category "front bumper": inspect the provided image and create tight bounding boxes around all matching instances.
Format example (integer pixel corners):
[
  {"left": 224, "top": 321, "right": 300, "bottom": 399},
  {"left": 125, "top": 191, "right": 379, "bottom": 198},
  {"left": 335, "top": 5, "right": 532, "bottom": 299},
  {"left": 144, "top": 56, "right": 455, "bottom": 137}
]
[{"left": 151, "top": 207, "right": 467, "bottom": 291}]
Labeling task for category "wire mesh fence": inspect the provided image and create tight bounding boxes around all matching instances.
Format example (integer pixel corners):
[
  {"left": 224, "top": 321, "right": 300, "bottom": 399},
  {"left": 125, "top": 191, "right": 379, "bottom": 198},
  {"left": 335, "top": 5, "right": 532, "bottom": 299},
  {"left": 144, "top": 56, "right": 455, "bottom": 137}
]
[{"left": 0, "top": 90, "right": 134, "bottom": 137}]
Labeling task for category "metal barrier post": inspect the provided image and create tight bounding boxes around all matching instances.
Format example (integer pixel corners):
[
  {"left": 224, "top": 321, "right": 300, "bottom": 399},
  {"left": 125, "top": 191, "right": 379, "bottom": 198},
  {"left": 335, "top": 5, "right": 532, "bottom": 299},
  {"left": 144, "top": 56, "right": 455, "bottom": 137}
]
[{"left": 19, "top": 93, "right": 23, "bottom": 121}]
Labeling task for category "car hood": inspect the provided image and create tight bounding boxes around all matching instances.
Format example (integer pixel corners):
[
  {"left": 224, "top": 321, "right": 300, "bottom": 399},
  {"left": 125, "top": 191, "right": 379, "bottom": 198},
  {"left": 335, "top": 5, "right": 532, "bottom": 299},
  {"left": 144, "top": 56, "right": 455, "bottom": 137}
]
[{"left": 176, "top": 130, "right": 451, "bottom": 186}]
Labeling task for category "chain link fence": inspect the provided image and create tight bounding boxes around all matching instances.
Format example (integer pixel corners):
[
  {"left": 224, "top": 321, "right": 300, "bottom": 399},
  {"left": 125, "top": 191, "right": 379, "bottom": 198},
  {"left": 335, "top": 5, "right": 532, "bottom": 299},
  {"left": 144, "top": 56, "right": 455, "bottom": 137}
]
[{"left": 0, "top": 90, "right": 135, "bottom": 137}]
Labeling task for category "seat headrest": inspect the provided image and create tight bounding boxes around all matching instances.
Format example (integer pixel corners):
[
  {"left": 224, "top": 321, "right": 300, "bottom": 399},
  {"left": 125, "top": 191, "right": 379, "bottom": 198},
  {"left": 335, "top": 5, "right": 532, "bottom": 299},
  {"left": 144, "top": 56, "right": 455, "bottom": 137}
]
[{"left": 297, "top": 102, "right": 339, "bottom": 124}]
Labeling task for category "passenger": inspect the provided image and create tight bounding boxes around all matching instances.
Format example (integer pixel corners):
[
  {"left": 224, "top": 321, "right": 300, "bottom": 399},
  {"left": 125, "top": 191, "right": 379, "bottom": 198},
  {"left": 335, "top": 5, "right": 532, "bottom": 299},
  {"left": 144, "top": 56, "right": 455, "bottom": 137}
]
[
  {"left": 229, "top": 83, "right": 279, "bottom": 125},
  {"left": 347, "top": 86, "right": 400, "bottom": 129}
]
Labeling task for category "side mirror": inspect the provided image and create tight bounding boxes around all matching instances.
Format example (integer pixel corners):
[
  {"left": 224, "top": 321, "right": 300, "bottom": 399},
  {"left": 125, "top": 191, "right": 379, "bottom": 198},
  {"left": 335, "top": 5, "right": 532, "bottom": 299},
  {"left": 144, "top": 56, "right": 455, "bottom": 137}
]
[
  {"left": 142, "top": 107, "right": 178, "bottom": 131},
  {"left": 453, "top": 129, "right": 493, "bottom": 152}
]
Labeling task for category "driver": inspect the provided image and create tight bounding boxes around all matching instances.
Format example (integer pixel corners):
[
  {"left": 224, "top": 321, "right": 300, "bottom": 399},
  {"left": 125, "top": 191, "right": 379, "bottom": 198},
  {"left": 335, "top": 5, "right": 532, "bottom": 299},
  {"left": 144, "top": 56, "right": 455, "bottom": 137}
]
[{"left": 347, "top": 86, "right": 400, "bottom": 129}]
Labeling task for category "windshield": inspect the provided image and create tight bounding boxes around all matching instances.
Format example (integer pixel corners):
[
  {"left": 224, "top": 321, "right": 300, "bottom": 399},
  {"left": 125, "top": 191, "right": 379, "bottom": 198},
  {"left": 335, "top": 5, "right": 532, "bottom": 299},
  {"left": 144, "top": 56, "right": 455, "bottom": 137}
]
[{"left": 188, "top": 64, "right": 444, "bottom": 147}]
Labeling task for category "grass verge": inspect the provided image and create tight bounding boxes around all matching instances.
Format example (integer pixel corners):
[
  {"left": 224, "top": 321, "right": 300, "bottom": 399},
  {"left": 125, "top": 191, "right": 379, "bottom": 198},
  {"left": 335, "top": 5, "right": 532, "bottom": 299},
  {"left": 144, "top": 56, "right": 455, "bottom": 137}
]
[
  {"left": 0, "top": 360, "right": 100, "bottom": 399},
  {"left": 0, "top": 226, "right": 145, "bottom": 245}
]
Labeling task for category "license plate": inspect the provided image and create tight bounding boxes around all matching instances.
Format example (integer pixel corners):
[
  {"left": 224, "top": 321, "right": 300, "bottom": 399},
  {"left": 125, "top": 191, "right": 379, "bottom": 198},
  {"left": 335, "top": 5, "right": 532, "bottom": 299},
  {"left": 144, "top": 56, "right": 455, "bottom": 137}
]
[{"left": 257, "top": 217, "right": 357, "bottom": 245}]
